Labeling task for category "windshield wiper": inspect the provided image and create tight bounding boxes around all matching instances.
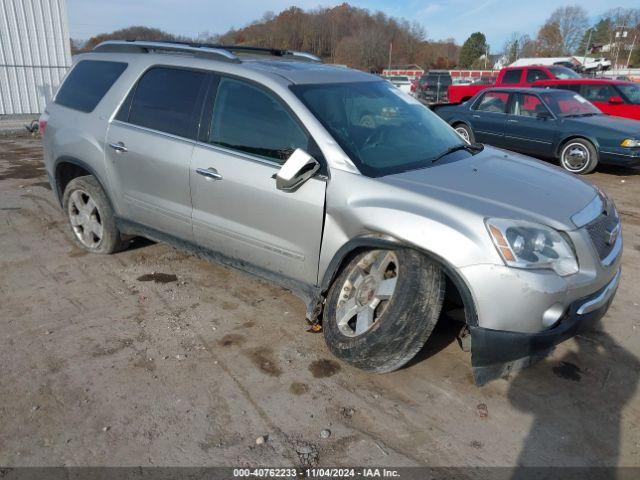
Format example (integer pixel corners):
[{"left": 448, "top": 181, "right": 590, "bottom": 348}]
[
  {"left": 563, "top": 113, "right": 599, "bottom": 118},
  {"left": 431, "top": 143, "right": 483, "bottom": 163}
]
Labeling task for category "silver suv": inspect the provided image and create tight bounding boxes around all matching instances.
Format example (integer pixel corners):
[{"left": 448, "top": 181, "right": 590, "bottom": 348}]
[{"left": 41, "top": 41, "right": 622, "bottom": 384}]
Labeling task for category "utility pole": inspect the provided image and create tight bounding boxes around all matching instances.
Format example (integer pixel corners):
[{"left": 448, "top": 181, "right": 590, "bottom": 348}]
[
  {"left": 627, "top": 34, "right": 637, "bottom": 68},
  {"left": 583, "top": 27, "right": 592, "bottom": 67},
  {"left": 484, "top": 45, "right": 488, "bottom": 69},
  {"left": 613, "top": 25, "right": 628, "bottom": 71},
  {"left": 388, "top": 42, "right": 392, "bottom": 71}
]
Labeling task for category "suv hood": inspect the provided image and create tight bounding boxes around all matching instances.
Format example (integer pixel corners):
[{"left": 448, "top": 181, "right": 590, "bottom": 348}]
[{"left": 379, "top": 146, "right": 597, "bottom": 230}]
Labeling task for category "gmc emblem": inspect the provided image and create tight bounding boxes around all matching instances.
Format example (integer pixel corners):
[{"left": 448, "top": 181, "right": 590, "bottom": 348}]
[{"left": 605, "top": 224, "right": 620, "bottom": 246}]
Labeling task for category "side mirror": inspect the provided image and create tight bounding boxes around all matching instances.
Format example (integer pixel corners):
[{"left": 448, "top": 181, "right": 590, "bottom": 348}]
[
  {"left": 536, "top": 110, "right": 552, "bottom": 120},
  {"left": 609, "top": 96, "right": 624, "bottom": 105},
  {"left": 276, "top": 148, "right": 320, "bottom": 192}
]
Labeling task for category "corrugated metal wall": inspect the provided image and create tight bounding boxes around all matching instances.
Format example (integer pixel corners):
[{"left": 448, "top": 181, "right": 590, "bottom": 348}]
[{"left": 0, "top": 0, "right": 72, "bottom": 115}]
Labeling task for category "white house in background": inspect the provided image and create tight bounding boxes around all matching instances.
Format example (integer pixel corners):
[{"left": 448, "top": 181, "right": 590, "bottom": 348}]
[{"left": 0, "top": 0, "right": 72, "bottom": 115}]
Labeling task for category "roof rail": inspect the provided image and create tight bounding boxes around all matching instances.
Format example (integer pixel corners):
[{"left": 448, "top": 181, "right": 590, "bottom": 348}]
[
  {"left": 92, "top": 40, "right": 241, "bottom": 63},
  {"left": 92, "top": 40, "right": 322, "bottom": 63}
]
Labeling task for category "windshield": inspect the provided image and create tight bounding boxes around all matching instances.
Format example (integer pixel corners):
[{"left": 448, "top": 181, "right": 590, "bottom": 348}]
[
  {"left": 617, "top": 84, "right": 640, "bottom": 104},
  {"left": 291, "top": 81, "right": 466, "bottom": 177},
  {"left": 547, "top": 66, "right": 581, "bottom": 79},
  {"left": 538, "top": 90, "right": 601, "bottom": 117}
]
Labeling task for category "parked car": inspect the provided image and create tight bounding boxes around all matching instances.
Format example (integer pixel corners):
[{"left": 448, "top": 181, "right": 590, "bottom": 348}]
[
  {"left": 415, "top": 70, "right": 452, "bottom": 103},
  {"left": 448, "top": 65, "right": 581, "bottom": 103},
  {"left": 41, "top": 41, "right": 622, "bottom": 384},
  {"left": 433, "top": 87, "right": 640, "bottom": 174},
  {"left": 533, "top": 78, "right": 640, "bottom": 121},
  {"left": 383, "top": 75, "right": 412, "bottom": 94}
]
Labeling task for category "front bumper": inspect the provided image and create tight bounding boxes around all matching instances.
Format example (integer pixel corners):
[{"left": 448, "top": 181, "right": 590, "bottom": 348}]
[
  {"left": 599, "top": 148, "right": 640, "bottom": 167},
  {"left": 470, "top": 268, "right": 621, "bottom": 385}
]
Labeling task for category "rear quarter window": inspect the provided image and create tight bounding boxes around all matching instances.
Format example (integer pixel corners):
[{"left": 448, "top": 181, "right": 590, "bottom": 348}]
[
  {"left": 55, "top": 60, "right": 127, "bottom": 112},
  {"left": 501, "top": 69, "right": 522, "bottom": 84}
]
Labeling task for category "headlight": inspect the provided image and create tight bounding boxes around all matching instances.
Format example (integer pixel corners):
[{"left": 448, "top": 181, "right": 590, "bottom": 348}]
[
  {"left": 485, "top": 218, "right": 578, "bottom": 276},
  {"left": 621, "top": 139, "right": 640, "bottom": 148}
]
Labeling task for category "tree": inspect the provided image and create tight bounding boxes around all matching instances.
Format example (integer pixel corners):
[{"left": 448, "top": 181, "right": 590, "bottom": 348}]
[
  {"left": 458, "top": 32, "right": 487, "bottom": 68},
  {"left": 577, "top": 18, "right": 611, "bottom": 56},
  {"left": 536, "top": 22, "right": 564, "bottom": 56},
  {"left": 503, "top": 32, "right": 536, "bottom": 63},
  {"left": 544, "top": 6, "right": 588, "bottom": 54}
]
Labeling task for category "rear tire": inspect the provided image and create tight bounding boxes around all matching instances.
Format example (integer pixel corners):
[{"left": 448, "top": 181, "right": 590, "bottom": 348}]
[
  {"left": 62, "top": 175, "right": 127, "bottom": 254},
  {"left": 323, "top": 248, "right": 445, "bottom": 373},
  {"left": 559, "top": 139, "right": 598, "bottom": 174},
  {"left": 454, "top": 123, "right": 475, "bottom": 144}
]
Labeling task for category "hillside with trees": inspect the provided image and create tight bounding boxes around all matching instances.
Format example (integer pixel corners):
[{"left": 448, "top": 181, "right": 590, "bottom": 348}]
[
  {"left": 76, "top": 4, "right": 460, "bottom": 71},
  {"left": 75, "top": 3, "right": 640, "bottom": 70}
]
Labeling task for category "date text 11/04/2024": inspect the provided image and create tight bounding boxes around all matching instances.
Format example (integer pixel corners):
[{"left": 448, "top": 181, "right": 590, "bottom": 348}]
[{"left": 233, "top": 468, "right": 400, "bottom": 477}]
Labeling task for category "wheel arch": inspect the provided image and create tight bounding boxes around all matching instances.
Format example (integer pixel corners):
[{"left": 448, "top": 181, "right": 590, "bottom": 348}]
[
  {"left": 318, "top": 235, "right": 478, "bottom": 326},
  {"left": 555, "top": 135, "right": 599, "bottom": 158},
  {"left": 53, "top": 156, "right": 114, "bottom": 209}
]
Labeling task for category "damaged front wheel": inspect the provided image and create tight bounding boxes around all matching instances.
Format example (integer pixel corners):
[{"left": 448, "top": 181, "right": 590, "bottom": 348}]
[{"left": 323, "top": 248, "right": 445, "bottom": 373}]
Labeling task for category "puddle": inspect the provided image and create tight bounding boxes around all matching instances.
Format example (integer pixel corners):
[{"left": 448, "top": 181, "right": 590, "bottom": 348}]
[
  {"left": 218, "top": 334, "right": 245, "bottom": 348},
  {"left": 308, "top": 359, "right": 341, "bottom": 378},
  {"left": 247, "top": 347, "right": 282, "bottom": 377},
  {"left": 0, "top": 157, "right": 46, "bottom": 180},
  {"left": 136, "top": 273, "right": 178, "bottom": 283},
  {"left": 552, "top": 361, "right": 582, "bottom": 382},
  {"left": 289, "top": 382, "right": 310, "bottom": 395}
]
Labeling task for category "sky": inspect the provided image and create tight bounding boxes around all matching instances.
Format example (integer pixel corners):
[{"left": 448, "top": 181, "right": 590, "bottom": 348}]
[{"left": 67, "top": 0, "right": 639, "bottom": 51}]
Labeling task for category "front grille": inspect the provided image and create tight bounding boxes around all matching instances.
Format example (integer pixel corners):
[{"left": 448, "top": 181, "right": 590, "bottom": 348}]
[{"left": 585, "top": 211, "right": 619, "bottom": 261}]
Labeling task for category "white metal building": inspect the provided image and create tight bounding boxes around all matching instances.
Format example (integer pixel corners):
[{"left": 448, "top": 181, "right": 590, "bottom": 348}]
[{"left": 0, "top": 0, "right": 72, "bottom": 115}]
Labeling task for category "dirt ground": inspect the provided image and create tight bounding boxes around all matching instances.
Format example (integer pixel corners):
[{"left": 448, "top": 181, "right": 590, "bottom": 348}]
[{"left": 1, "top": 135, "right": 639, "bottom": 468}]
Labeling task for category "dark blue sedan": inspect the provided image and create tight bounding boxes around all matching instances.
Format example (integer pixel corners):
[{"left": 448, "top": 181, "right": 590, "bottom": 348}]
[{"left": 432, "top": 87, "right": 640, "bottom": 174}]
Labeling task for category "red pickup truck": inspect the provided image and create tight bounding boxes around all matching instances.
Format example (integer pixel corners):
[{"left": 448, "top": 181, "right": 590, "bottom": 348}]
[
  {"left": 532, "top": 78, "right": 640, "bottom": 121},
  {"left": 447, "top": 65, "right": 581, "bottom": 103}
]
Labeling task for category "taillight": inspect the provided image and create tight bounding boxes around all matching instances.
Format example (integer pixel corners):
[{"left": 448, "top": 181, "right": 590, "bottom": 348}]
[{"left": 39, "top": 119, "right": 47, "bottom": 135}]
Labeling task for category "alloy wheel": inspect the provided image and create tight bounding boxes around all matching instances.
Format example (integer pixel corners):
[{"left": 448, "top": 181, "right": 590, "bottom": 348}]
[
  {"left": 335, "top": 250, "right": 398, "bottom": 337},
  {"left": 68, "top": 189, "right": 103, "bottom": 249}
]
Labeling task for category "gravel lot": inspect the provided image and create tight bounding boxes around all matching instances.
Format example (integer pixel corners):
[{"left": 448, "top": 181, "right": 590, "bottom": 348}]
[{"left": 1, "top": 135, "right": 639, "bottom": 468}]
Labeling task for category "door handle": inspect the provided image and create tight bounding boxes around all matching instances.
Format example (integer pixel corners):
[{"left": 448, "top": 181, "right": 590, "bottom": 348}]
[
  {"left": 196, "top": 167, "right": 223, "bottom": 181},
  {"left": 472, "top": 114, "right": 480, "bottom": 118},
  {"left": 109, "top": 142, "right": 127, "bottom": 153},
  {"left": 507, "top": 119, "right": 519, "bottom": 123}
]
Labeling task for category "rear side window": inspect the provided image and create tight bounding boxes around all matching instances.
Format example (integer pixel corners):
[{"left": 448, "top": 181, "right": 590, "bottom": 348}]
[
  {"left": 502, "top": 69, "right": 522, "bottom": 84},
  {"left": 125, "top": 67, "right": 208, "bottom": 139},
  {"left": 207, "top": 77, "right": 309, "bottom": 164},
  {"left": 526, "top": 69, "right": 549, "bottom": 83},
  {"left": 55, "top": 60, "right": 127, "bottom": 112}
]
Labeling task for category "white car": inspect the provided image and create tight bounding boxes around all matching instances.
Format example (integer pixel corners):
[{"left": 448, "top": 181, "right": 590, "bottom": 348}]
[{"left": 384, "top": 75, "right": 412, "bottom": 94}]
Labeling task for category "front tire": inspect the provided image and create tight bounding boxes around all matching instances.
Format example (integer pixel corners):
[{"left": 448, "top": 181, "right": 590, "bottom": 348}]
[
  {"left": 62, "top": 175, "right": 127, "bottom": 254},
  {"left": 323, "top": 249, "right": 445, "bottom": 373},
  {"left": 454, "top": 123, "right": 475, "bottom": 144},
  {"left": 559, "top": 139, "right": 598, "bottom": 174}
]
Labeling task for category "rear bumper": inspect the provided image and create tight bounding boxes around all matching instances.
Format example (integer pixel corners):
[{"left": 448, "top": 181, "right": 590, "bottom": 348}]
[{"left": 470, "top": 268, "right": 621, "bottom": 385}]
